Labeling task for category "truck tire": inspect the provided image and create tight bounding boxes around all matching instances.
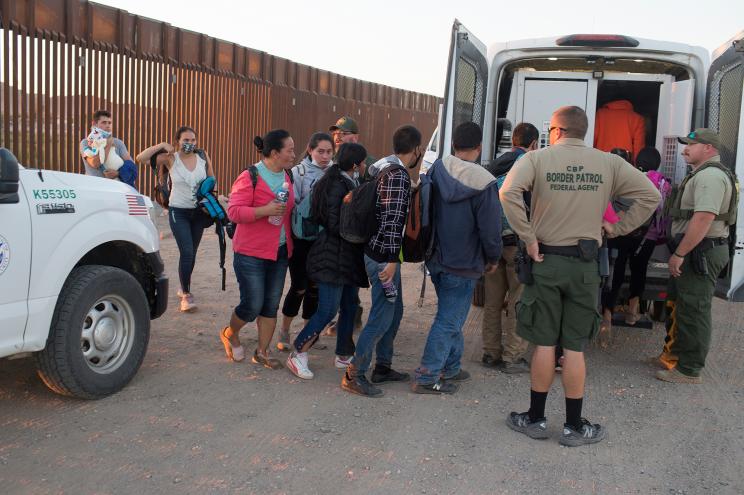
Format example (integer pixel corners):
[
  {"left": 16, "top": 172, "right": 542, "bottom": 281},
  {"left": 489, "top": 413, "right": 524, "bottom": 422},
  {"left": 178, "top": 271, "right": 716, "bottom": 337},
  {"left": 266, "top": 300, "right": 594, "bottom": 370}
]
[{"left": 36, "top": 265, "right": 150, "bottom": 399}]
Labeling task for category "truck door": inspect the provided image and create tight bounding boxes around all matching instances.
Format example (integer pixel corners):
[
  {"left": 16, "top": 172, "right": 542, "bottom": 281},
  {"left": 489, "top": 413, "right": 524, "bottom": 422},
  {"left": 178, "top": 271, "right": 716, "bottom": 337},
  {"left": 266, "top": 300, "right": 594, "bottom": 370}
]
[
  {"left": 438, "top": 20, "right": 488, "bottom": 160},
  {"left": 705, "top": 31, "right": 744, "bottom": 301},
  {"left": 0, "top": 151, "right": 32, "bottom": 355}
]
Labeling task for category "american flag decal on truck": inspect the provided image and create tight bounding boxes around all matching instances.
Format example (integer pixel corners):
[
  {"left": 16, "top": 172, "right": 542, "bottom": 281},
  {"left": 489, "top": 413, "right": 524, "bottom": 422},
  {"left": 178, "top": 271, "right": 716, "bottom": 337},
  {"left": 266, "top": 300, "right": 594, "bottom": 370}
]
[{"left": 126, "top": 194, "right": 148, "bottom": 216}]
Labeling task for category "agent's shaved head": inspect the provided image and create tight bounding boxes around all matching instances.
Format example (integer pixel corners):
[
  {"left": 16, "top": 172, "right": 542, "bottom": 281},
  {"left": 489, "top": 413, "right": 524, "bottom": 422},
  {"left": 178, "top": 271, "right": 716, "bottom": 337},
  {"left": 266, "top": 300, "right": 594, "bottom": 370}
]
[{"left": 552, "top": 106, "right": 589, "bottom": 139}]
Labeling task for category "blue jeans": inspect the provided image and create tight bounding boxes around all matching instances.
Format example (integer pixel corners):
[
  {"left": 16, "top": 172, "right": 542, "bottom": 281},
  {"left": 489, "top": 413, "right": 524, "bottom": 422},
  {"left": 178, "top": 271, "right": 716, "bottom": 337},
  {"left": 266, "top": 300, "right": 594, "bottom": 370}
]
[
  {"left": 233, "top": 245, "right": 289, "bottom": 322},
  {"left": 169, "top": 207, "right": 208, "bottom": 293},
  {"left": 415, "top": 265, "right": 475, "bottom": 385},
  {"left": 350, "top": 256, "right": 403, "bottom": 376},
  {"left": 293, "top": 282, "right": 358, "bottom": 356}
]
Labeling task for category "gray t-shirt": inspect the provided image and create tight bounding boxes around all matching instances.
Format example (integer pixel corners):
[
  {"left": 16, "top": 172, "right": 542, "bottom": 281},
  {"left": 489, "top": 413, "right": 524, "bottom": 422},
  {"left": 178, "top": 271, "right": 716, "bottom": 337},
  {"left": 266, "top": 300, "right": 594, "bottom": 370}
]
[{"left": 79, "top": 137, "right": 129, "bottom": 177}]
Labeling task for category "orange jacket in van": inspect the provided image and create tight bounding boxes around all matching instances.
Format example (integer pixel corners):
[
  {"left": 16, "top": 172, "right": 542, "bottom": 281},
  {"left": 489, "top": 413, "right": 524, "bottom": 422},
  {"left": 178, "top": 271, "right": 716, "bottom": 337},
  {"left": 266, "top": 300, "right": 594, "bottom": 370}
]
[{"left": 594, "top": 100, "right": 646, "bottom": 161}]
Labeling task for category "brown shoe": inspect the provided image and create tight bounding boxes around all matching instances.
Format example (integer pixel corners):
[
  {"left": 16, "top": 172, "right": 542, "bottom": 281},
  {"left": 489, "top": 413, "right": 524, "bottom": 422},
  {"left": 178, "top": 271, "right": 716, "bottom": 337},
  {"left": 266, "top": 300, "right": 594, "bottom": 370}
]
[
  {"left": 656, "top": 367, "right": 701, "bottom": 384},
  {"left": 649, "top": 352, "right": 678, "bottom": 370},
  {"left": 252, "top": 349, "right": 283, "bottom": 370}
]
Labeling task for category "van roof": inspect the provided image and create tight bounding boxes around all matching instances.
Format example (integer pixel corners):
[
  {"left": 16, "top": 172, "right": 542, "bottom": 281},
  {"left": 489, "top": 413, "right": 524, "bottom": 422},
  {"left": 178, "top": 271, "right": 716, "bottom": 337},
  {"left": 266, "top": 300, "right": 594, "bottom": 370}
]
[{"left": 487, "top": 35, "right": 709, "bottom": 63}]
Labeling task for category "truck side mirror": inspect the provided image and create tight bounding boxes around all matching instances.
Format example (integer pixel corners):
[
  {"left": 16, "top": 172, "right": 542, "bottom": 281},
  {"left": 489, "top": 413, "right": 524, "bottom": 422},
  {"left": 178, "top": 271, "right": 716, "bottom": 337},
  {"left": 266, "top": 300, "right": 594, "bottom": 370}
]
[{"left": 0, "top": 148, "right": 20, "bottom": 204}]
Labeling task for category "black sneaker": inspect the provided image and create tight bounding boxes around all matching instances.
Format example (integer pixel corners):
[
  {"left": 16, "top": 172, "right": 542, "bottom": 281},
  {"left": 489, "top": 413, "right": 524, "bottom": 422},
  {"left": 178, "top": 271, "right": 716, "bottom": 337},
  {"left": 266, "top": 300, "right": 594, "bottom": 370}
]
[
  {"left": 482, "top": 354, "right": 504, "bottom": 368},
  {"left": 412, "top": 381, "right": 459, "bottom": 395},
  {"left": 341, "top": 373, "right": 384, "bottom": 398},
  {"left": 371, "top": 366, "right": 411, "bottom": 384},
  {"left": 499, "top": 358, "right": 530, "bottom": 374},
  {"left": 505, "top": 412, "right": 549, "bottom": 439},
  {"left": 559, "top": 418, "right": 606, "bottom": 447},
  {"left": 442, "top": 370, "right": 471, "bottom": 382}
]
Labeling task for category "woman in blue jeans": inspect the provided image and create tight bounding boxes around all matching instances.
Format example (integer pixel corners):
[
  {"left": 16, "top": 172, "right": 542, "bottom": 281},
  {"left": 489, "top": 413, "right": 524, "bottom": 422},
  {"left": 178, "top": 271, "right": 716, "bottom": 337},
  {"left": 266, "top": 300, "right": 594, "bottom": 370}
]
[
  {"left": 136, "top": 126, "right": 214, "bottom": 312},
  {"left": 285, "top": 143, "right": 369, "bottom": 379},
  {"left": 220, "top": 130, "right": 296, "bottom": 369}
]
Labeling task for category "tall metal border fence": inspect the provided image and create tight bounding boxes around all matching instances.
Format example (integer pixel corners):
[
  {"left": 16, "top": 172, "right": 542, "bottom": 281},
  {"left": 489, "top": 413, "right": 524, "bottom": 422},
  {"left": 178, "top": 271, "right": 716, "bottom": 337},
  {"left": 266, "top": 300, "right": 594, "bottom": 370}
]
[{"left": 0, "top": 0, "right": 440, "bottom": 195}]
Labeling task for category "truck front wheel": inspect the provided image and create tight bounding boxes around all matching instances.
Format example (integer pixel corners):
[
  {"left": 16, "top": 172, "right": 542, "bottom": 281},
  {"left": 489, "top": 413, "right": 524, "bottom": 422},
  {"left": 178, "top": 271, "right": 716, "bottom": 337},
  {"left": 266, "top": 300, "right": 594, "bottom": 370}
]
[{"left": 36, "top": 265, "right": 150, "bottom": 399}]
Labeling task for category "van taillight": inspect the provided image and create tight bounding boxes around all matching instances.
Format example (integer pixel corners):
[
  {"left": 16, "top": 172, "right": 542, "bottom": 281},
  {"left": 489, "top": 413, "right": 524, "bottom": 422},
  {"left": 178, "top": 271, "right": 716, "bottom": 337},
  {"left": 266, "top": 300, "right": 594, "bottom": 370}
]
[{"left": 556, "top": 34, "right": 640, "bottom": 48}]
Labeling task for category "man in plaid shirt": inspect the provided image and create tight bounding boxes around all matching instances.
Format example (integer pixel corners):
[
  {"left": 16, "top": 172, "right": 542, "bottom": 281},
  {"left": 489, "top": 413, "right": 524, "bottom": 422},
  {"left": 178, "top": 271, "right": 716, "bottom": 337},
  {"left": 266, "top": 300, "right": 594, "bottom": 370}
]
[{"left": 342, "top": 125, "right": 424, "bottom": 397}]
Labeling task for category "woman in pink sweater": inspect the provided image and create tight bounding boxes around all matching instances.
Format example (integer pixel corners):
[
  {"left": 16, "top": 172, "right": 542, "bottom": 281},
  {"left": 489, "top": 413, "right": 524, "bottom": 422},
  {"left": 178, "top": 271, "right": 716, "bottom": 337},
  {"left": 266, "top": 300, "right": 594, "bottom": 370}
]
[{"left": 220, "top": 130, "right": 296, "bottom": 369}]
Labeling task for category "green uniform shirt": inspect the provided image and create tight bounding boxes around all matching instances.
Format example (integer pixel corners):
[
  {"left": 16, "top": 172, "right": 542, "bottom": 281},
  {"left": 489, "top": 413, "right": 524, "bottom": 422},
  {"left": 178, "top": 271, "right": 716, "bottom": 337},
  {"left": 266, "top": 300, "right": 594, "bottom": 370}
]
[{"left": 670, "top": 155, "right": 732, "bottom": 238}]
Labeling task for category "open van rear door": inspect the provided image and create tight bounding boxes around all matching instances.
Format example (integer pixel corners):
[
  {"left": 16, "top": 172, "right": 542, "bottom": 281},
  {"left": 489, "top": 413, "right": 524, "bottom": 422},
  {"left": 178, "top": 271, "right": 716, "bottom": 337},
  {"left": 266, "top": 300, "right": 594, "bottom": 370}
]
[
  {"left": 706, "top": 31, "right": 744, "bottom": 301},
  {"left": 438, "top": 20, "right": 488, "bottom": 160}
]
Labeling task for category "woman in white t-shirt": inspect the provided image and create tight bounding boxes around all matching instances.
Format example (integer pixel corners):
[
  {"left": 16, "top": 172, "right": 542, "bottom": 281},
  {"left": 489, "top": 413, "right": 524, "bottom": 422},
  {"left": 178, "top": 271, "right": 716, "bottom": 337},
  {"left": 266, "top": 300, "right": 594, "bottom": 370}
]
[{"left": 137, "top": 127, "right": 215, "bottom": 312}]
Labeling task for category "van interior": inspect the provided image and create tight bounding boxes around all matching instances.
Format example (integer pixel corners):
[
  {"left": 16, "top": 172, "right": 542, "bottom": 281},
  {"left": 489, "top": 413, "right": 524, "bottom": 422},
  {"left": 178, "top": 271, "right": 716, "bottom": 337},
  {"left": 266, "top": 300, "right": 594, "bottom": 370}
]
[{"left": 493, "top": 56, "right": 695, "bottom": 184}]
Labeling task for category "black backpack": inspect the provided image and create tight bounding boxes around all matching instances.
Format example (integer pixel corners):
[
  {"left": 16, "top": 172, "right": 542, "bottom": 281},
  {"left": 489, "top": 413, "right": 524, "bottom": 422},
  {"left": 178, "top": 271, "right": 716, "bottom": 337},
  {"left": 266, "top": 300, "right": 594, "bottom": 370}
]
[{"left": 340, "top": 163, "right": 404, "bottom": 244}]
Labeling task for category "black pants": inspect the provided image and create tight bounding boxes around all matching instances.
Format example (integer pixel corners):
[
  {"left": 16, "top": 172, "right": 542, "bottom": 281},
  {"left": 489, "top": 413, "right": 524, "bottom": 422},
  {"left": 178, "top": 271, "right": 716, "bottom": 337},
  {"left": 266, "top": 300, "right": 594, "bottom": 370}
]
[
  {"left": 602, "top": 235, "right": 656, "bottom": 311},
  {"left": 281, "top": 238, "right": 319, "bottom": 320},
  {"left": 168, "top": 207, "right": 208, "bottom": 293}
]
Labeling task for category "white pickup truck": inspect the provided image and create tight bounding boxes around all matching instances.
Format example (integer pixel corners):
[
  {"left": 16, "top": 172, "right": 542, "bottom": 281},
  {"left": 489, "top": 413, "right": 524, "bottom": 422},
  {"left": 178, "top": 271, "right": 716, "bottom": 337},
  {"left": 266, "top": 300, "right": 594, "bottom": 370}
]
[{"left": 0, "top": 148, "right": 168, "bottom": 399}]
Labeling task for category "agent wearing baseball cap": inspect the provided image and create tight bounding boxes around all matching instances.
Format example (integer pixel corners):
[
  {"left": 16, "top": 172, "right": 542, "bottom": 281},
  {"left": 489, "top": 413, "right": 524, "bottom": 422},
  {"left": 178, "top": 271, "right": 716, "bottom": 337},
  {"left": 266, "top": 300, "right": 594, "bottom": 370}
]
[
  {"left": 329, "top": 116, "right": 377, "bottom": 170},
  {"left": 656, "top": 128, "right": 738, "bottom": 384}
]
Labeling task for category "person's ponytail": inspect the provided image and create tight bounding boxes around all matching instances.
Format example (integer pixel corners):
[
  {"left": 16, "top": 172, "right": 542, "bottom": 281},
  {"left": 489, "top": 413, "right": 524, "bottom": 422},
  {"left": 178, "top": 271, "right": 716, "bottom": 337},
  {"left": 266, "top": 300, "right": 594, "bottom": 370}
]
[{"left": 253, "top": 136, "right": 264, "bottom": 153}]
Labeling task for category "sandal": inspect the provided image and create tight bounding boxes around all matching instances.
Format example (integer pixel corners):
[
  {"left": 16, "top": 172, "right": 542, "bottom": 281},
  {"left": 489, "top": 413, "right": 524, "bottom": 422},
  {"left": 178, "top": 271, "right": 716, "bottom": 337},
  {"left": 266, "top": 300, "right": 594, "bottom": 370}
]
[
  {"left": 252, "top": 349, "right": 283, "bottom": 370},
  {"left": 220, "top": 326, "right": 245, "bottom": 362}
]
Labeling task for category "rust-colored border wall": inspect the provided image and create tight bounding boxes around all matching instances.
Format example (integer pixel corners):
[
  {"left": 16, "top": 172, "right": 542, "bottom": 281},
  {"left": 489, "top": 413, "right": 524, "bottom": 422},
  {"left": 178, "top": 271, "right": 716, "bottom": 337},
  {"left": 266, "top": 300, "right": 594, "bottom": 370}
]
[{"left": 0, "top": 0, "right": 440, "bottom": 195}]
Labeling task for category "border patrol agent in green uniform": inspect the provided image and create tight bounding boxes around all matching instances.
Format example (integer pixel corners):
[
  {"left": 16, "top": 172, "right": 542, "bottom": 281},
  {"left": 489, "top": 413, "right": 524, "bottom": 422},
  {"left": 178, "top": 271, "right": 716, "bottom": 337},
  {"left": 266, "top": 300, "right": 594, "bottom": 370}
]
[
  {"left": 500, "top": 106, "right": 660, "bottom": 446},
  {"left": 656, "top": 129, "right": 738, "bottom": 384},
  {"left": 329, "top": 116, "right": 377, "bottom": 173}
]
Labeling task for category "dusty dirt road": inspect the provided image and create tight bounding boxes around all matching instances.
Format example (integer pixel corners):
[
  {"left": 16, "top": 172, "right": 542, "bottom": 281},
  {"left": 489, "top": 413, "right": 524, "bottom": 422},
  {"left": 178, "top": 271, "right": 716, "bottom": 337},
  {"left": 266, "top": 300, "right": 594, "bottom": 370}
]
[{"left": 1, "top": 216, "right": 743, "bottom": 494}]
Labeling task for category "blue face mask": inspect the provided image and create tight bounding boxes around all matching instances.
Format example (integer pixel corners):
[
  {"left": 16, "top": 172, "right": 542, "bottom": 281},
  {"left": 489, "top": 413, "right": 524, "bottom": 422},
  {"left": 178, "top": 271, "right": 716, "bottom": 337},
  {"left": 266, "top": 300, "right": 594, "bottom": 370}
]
[
  {"left": 92, "top": 126, "right": 111, "bottom": 139},
  {"left": 182, "top": 142, "right": 196, "bottom": 153}
]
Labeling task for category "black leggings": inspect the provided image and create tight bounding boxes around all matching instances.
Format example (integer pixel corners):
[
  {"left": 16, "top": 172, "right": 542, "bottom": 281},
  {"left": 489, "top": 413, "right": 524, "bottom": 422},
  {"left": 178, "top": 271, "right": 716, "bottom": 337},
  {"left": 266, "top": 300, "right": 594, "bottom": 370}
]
[
  {"left": 602, "top": 235, "right": 657, "bottom": 311},
  {"left": 281, "top": 238, "right": 319, "bottom": 320},
  {"left": 168, "top": 207, "right": 207, "bottom": 293}
]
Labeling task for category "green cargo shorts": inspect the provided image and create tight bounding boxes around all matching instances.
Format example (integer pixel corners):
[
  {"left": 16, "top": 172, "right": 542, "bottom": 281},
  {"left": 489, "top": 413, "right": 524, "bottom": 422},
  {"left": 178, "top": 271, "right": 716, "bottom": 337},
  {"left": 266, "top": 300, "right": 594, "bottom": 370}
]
[{"left": 516, "top": 254, "right": 601, "bottom": 352}]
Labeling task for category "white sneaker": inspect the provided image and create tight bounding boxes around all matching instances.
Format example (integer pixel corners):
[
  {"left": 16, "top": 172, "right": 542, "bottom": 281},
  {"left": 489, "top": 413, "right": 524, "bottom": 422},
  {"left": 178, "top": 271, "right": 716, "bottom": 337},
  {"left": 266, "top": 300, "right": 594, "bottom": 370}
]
[
  {"left": 179, "top": 293, "right": 196, "bottom": 312},
  {"left": 334, "top": 355, "right": 352, "bottom": 369},
  {"left": 287, "top": 352, "right": 314, "bottom": 379}
]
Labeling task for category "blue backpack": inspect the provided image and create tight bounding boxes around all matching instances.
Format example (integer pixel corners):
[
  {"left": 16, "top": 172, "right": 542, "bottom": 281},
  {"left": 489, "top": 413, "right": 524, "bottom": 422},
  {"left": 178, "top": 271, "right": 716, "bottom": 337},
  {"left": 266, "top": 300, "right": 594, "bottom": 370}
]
[
  {"left": 197, "top": 176, "right": 229, "bottom": 290},
  {"left": 291, "top": 164, "right": 322, "bottom": 240}
]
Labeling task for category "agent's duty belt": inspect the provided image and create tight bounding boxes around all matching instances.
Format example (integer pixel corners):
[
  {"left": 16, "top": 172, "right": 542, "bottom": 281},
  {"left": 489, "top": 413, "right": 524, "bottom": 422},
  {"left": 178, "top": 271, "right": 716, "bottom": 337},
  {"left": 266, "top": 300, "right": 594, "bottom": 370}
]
[
  {"left": 538, "top": 244, "right": 581, "bottom": 258},
  {"left": 703, "top": 237, "right": 729, "bottom": 247}
]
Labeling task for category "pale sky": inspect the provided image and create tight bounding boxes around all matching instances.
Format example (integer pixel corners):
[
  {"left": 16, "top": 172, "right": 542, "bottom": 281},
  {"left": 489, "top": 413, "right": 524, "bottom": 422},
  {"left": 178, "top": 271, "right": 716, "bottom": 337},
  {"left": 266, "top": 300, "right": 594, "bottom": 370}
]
[{"left": 96, "top": 0, "right": 743, "bottom": 97}]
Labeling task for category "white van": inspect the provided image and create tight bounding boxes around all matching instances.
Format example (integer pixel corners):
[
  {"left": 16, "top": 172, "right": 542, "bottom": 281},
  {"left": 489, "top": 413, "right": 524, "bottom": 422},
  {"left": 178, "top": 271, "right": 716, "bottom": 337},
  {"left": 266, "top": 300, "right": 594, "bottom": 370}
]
[{"left": 435, "top": 22, "right": 744, "bottom": 303}]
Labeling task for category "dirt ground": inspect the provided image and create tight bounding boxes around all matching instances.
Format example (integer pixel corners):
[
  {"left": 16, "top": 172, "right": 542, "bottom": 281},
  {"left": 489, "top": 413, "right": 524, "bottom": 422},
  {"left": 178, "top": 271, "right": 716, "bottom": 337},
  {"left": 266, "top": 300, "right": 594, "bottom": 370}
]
[{"left": 1, "top": 213, "right": 743, "bottom": 494}]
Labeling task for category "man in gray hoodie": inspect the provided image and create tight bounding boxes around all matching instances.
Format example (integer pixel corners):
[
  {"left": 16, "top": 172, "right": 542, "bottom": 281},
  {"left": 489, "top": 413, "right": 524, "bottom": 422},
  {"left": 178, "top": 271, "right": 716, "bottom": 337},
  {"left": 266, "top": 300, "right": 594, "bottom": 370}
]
[{"left": 413, "top": 122, "right": 503, "bottom": 394}]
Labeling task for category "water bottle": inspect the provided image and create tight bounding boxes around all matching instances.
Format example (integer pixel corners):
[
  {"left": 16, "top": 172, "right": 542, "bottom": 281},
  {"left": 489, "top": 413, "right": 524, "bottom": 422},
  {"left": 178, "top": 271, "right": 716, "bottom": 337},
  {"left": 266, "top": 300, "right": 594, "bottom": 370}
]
[
  {"left": 268, "top": 181, "right": 289, "bottom": 226},
  {"left": 379, "top": 264, "right": 398, "bottom": 302}
]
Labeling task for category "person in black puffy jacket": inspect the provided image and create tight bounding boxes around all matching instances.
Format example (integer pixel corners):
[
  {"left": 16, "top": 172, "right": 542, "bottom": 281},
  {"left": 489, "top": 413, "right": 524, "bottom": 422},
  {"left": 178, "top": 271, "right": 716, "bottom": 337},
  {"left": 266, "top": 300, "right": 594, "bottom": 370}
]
[{"left": 285, "top": 143, "right": 370, "bottom": 379}]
